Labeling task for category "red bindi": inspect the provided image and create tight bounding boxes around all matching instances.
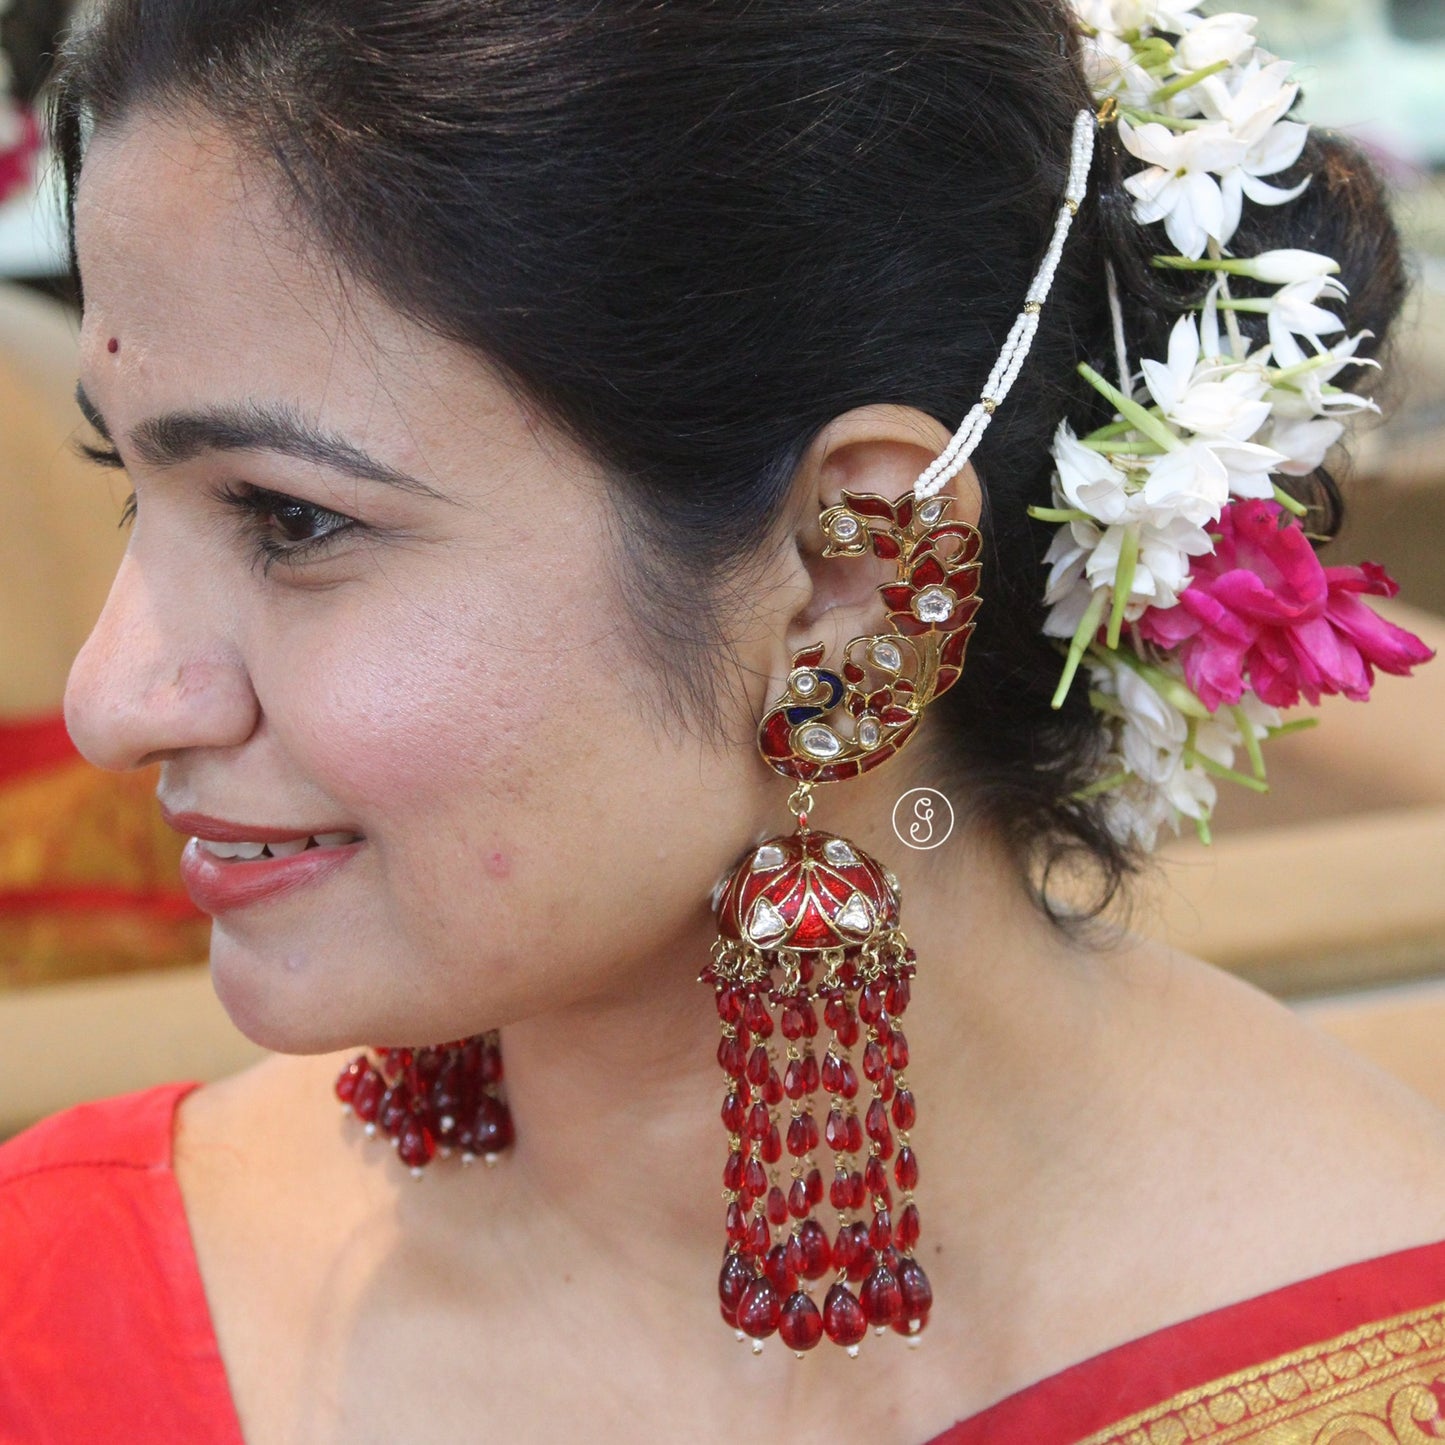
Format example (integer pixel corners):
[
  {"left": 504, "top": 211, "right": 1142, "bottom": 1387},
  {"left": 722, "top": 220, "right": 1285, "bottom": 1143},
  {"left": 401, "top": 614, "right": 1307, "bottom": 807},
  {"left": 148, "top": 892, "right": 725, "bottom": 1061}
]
[{"left": 106, "top": 337, "right": 119, "bottom": 354}]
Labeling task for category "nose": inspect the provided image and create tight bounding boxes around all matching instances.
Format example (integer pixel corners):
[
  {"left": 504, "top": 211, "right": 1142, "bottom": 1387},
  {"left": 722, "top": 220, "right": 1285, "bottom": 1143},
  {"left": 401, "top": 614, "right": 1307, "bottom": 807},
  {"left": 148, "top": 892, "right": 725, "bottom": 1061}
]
[{"left": 64, "top": 547, "right": 260, "bottom": 771}]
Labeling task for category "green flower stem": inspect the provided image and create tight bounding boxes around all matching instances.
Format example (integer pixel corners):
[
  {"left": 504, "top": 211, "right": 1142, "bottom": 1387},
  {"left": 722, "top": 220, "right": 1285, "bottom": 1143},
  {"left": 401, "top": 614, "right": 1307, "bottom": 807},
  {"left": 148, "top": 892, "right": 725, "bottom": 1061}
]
[
  {"left": 1119, "top": 107, "right": 1207, "bottom": 131},
  {"left": 1229, "top": 704, "right": 1267, "bottom": 780},
  {"left": 1272, "top": 485, "right": 1309, "bottom": 518},
  {"left": 1098, "top": 643, "right": 1213, "bottom": 720},
  {"left": 1184, "top": 746, "right": 1271, "bottom": 793},
  {"left": 1213, "top": 298, "right": 1272, "bottom": 314},
  {"left": 1083, "top": 418, "right": 1135, "bottom": 442},
  {"left": 1077, "top": 363, "right": 1180, "bottom": 453},
  {"left": 1079, "top": 438, "right": 1164, "bottom": 455},
  {"left": 1086, "top": 689, "right": 1129, "bottom": 721},
  {"left": 1073, "top": 769, "right": 1133, "bottom": 801},
  {"left": 1151, "top": 60, "right": 1229, "bottom": 103},
  {"left": 1027, "top": 505, "right": 1091, "bottom": 524},
  {"left": 1052, "top": 589, "right": 1109, "bottom": 711},
  {"left": 1208, "top": 239, "right": 1248, "bottom": 361},
  {"left": 1194, "top": 813, "right": 1213, "bottom": 846},
  {"left": 1268, "top": 354, "right": 1354, "bottom": 385},
  {"left": 1268, "top": 717, "right": 1320, "bottom": 739},
  {"left": 1106, "top": 525, "right": 1140, "bottom": 649}
]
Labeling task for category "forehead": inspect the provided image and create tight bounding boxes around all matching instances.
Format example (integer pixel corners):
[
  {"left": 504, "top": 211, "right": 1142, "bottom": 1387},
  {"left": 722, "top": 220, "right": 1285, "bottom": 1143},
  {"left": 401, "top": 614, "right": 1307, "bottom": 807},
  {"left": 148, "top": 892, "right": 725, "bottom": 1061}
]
[{"left": 71, "top": 111, "right": 509, "bottom": 450}]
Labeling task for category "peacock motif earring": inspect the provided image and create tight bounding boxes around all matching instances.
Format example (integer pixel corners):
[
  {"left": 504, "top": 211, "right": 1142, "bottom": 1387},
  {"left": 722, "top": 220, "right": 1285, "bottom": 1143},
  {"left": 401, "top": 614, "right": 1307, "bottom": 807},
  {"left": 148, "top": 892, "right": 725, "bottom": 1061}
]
[{"left": 702, "top": 486, "right": 982, "bottom": 1354}]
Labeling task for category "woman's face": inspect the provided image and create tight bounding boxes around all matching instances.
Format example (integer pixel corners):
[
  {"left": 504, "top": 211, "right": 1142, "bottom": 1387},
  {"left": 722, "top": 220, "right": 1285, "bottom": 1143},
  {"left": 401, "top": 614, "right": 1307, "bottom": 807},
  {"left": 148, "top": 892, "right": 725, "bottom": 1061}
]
[{"left": 66, "top": 113, "right": 785, "bottom": 1051}]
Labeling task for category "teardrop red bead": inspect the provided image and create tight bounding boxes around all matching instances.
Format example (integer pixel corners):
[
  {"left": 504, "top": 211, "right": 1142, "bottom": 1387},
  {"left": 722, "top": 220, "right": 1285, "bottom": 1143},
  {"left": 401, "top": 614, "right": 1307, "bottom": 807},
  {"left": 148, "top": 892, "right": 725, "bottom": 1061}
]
[
  {"left": 334, "top": 1056, "right": 366, "bottom": 1104},
  {"left": 895, "top": 1201, "right": 921, "bottom": 1250},
  {"left": 351, "top": 1066, "right": 384, "bottom": 1123},
  {"left": 895, "top": 1145, "right": 919, "bottom": 1190},
  {"left": 788, "top": 1177, "right": 810, "bottom": 1219},
  {"left": 397, "top": 1116, "right": 436, "bottom": 1169},
  {"left": 743, "top": 1157, "right": 768, "bottom": 1197},
  {"left": 897, "top": 1257, "right": 934, "bottom": 1319},
  {"left": 747, "top": 1213, "right": 771, "bottom": 1257},
  {"left": 718, "top": 1035, "right": 747, "bottom": 1078},
  {"left": 891, "top": 1089, "right": 917, "bottom": 1130},
  {"left": 746, "top": 1045, "right": 771, "bottom": 1086},
  {"left": 737, "top": 1277, "right": 782, "bottom": 1339},
  {"left": 719, "top": 1249, "right": 756, "bottom": 1314},
  {"left": 797, "top": 1218, "right": 832, "bottom": 1280},
  {"left": 869, "top": 1208, "right": 892, "bottom": 1251},
  {"left": 760, "top": 1124, "right": 783, "bottom": 1165},
  {"left": 806, "top": 1167, "right": 825, "bottom": 1206},
  {"left": 861, "top": 1263, "right": 903, "bottom": 1325},
  {"left": 823, "top": 1282, "right": 868, "bottom": 1347},
  {"left": 779, "top": 1291, "right": 824, "bottom": 1352},
  {"left": 743, "top": 993, "right": 773, "bottom": 1038},
  {"left": 888, "top": 1031, "right": 909, "bottom": 1070},
  {"left": 763, "top": 1242, "right": 798, "bottom": 1296},
  {"left": 766, "top": 1186, "right": 789, "bottom": 1226}
]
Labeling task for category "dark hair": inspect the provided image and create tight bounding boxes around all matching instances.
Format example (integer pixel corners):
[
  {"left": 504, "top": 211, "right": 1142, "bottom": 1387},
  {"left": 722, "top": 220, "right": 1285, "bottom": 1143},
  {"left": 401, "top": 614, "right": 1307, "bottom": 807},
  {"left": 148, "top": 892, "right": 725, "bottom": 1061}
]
[{"left": 48, "top": 0, "right": 1407, "bottom": 920}]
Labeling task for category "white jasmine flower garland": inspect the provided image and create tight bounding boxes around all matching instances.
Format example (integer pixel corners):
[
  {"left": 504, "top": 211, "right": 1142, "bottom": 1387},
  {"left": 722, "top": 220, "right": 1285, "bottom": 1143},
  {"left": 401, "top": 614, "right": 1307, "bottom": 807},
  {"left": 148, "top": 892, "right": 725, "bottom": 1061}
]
[{"left": 1039, "top": 0, "right": 1429, "bottom": 849}]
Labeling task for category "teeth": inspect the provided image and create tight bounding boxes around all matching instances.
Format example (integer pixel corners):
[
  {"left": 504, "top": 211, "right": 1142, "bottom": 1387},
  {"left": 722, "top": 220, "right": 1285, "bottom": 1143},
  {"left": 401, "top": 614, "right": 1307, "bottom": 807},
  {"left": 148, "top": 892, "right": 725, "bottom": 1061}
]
[{"left": 196, "top": 831, "right": 361, "bottom": 860}]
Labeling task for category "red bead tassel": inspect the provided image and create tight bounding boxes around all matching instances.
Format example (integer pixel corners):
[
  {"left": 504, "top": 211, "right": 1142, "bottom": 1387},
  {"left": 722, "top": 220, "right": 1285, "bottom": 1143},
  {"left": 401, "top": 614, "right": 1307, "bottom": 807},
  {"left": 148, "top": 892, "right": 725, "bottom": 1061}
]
[
  {"left": 335, "top": 1032, "right": 513, "bottom": 1176},
  {"left": 705, "top": 825, "right": 931, "bottom": 1354}
]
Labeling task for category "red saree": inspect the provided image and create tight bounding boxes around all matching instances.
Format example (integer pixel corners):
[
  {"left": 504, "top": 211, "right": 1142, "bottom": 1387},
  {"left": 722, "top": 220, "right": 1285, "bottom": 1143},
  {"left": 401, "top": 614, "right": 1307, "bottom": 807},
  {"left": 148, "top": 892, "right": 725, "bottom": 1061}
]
[{"left": 2, "top": 1082, "right": 1443, "bottom": 1444}]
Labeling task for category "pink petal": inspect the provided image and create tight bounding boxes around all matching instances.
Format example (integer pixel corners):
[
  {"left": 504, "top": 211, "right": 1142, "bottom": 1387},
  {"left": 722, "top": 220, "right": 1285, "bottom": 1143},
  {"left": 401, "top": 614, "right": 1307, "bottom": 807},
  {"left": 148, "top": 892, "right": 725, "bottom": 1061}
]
[{"left": 1325, "top": 591, "right": 1436, "bottom": 676}]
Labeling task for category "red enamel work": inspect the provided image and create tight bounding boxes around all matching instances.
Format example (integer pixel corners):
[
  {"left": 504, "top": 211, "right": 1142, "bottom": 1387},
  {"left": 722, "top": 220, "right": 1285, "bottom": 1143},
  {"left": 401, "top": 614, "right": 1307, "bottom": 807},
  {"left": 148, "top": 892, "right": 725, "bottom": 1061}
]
[{"left": 713, "top": 830, "right": 899, "bottom": 955}]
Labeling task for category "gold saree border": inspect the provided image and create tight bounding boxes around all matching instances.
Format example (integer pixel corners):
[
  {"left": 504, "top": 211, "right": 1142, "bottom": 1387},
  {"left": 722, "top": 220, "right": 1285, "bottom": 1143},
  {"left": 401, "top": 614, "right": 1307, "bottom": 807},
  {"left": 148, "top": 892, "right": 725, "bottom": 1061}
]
[{"left": 1075, "top": 1299, "right": 1445, "bottom": 1444}]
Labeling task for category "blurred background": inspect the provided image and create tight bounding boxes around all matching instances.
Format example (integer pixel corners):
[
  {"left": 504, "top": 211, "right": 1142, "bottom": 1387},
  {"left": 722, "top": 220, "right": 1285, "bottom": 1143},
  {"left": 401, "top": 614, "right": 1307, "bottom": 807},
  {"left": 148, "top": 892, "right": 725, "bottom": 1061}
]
[{"left": 2, "top": 0, "right": 1443, "bottom": 1136}]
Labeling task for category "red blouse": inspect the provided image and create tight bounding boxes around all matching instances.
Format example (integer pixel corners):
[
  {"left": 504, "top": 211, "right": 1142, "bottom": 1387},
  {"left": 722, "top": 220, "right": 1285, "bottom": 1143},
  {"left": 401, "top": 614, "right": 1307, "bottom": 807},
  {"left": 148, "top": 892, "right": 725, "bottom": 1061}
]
[{"left": 2, "top": 1083, "right": 1444, "bottom": 1444}]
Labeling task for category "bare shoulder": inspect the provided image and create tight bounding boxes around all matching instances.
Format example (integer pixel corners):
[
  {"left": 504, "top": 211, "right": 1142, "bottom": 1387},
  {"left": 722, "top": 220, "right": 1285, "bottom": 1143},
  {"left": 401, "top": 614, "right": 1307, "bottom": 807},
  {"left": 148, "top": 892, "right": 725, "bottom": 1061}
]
[{"left": 1098, "top": 937, "right": 1445, "bottom": 1276}]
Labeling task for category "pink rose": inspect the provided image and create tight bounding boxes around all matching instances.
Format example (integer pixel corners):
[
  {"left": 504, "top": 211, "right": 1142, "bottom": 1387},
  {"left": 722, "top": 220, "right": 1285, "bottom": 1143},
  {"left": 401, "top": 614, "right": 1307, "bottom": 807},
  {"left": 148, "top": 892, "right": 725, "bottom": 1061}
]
[{"left": 1135, "top": 498, "right": 1435, "bottom": 710}]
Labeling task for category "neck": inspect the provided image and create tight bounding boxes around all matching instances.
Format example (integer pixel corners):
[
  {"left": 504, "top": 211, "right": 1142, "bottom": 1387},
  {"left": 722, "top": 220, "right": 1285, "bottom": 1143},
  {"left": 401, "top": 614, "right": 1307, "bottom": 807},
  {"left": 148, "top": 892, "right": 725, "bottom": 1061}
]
[{"left": 451, "top": 802, "right": 1114, "bottom": 1322}]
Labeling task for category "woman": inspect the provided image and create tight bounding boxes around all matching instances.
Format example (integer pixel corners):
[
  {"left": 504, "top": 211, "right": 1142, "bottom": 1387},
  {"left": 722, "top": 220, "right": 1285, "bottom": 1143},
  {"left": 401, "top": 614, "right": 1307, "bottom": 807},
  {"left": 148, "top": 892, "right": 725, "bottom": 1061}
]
[{"left": 2, "top": 1, "right": 1443, "bottom": 1441}]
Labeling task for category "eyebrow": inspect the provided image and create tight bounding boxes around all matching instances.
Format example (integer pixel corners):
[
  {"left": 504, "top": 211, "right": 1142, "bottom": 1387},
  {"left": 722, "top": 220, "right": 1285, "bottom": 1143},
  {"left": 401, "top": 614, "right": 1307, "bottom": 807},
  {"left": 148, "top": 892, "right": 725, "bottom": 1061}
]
[{"left": 74, "top": 381, "right": 450, "bottom": 501}]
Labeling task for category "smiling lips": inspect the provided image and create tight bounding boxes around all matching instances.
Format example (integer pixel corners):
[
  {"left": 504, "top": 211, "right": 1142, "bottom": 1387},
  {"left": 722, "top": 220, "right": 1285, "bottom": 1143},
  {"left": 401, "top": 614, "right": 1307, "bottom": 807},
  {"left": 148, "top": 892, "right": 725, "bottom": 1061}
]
[{"left": 160, "top": 806, "right": 366, "bottom": 913}]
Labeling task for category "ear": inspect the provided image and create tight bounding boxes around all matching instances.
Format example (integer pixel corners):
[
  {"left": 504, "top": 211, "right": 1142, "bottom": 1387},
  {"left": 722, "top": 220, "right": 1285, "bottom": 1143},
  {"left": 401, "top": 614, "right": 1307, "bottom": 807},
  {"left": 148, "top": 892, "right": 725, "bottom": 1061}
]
[{"left": 781, "top": 404, "right": 982, "bottom": 667}]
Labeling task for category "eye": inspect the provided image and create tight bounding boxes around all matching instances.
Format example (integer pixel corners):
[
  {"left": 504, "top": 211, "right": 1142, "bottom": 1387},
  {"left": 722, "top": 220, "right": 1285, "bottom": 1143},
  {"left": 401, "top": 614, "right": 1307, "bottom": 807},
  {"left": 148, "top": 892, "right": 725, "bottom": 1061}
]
[{"left": 213, "top": 482, "right": 361, "bottom": 573}]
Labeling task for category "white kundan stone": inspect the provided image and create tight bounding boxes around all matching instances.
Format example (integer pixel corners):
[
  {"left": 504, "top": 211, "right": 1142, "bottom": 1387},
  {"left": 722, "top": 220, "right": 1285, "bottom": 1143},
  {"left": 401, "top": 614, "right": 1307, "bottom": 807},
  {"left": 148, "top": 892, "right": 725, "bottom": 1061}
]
[
  {"left": 912, "top": 586, "right": 955, "bottom": 624},
  {"left": 748, "top": 897, "right": 787, "bottom": 943},
  {"left": 837, "top": 892, "right": 873, "bottom": 935},
  {"left": 822, "top": 838, "right": 858, "bottom": 867},
  {"left": 793, "top": 671, "right": 817, "bottom": 696},
  {"left": 799, "top": 725, "right": 841, "bottom": 759},
  {"left": 752, "top": 844, "right": 786, "bottom": 870},
  {"left": 870, "top": 640, "right": 902, "bottom": 672},
  {"left": 918, "top": 499, "right": 943, "bottom": 524},
  {"left": 856, "top": 716, "right": 881, "bottom": 749}
]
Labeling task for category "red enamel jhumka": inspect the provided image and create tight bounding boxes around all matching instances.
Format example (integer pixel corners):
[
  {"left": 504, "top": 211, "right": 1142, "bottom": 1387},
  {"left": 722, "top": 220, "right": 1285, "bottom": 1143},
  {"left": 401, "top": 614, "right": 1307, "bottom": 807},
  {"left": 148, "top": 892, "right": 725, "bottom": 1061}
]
[{"left": 702, "top": 485, "right": 982, "bottom": 1354}]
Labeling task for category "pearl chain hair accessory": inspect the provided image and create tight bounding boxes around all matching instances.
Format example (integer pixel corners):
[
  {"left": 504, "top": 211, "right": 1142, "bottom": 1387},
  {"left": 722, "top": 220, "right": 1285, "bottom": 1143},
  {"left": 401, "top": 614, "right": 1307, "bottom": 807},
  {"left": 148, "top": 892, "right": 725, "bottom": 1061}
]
[{"left": 913, "top": 108, "right": 1098, "bottom": 505}]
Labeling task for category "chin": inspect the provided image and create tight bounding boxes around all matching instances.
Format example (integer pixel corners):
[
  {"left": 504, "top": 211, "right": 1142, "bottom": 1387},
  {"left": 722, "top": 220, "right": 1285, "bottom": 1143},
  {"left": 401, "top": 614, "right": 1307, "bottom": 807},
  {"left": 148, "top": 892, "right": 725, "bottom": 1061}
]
[{"left": 207, "top": 931, "right": 366, "bottom": 1056}]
